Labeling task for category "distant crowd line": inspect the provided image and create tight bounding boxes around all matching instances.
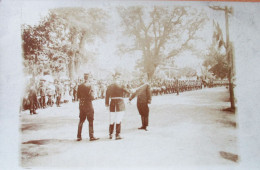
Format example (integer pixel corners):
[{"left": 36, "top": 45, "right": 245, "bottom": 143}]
[{"left": 21, "top": 77, "right": 228, "bottom": 113}]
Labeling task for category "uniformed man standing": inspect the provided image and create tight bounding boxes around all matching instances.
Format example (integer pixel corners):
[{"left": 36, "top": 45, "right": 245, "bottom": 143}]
[
  {"left": 28, "top": 84, "right": 37, "bottom": 115},
  {"left": 174, "top": 78, "right": 179, "bottom": 95},
  {"left": 55, "top": 80, "right": 62, "bottom": 107},
  {"left": 129, "top": 77, "right": 152, "bottom": 131},
  {"left": 105, "top": 72, "right": 130, "bottom": 140},
  {"left": 38, "top": 81, "right": 46, "bottom": 108},
  {"left": 77, "top": 73, "right": 99, "bottom": 141}
]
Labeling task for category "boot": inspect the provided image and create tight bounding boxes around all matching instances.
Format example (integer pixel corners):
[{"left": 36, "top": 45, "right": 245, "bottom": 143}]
[
  {"left": 144, "top": 116, "right": 149, "bottom": 131},
  {"left": 115, "top": 123, "right": 122, "bottom": 140},
  {"left": 138, "top": 116, "right": 145, "bottom": 130},
  {"left": 77, "top": 120, "right": 83, "bottom": 141},
  {"left": 109, "top": 123, "right": 114, "bottom": 139},
  {"left": 90, "top": 137, "right": 99, "bottom": 141},
  {"left": 89, "top": 121, "right": 99, "bottom": 141}
]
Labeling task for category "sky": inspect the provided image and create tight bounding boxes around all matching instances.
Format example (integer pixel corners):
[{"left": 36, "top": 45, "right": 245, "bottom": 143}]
[{"left": 20, "top": 0, "right": 237, "bottom": 76}]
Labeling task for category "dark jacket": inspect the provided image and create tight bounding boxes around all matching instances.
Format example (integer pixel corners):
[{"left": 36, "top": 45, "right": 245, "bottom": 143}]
[
  {"left": 129, "top": 83, "right": 152, "bottom": 104},
  {"left": 77, "top": 83, "right": 95, "bottom": 114},
  {"left": 105, "top": 83, "right": 129, "bottom": 112},
  {"left": 28, "top": 88, "right": 37, "bottom": 102},
  {"left": 39, "top": 86, "right": 46, "bottom": 97}
]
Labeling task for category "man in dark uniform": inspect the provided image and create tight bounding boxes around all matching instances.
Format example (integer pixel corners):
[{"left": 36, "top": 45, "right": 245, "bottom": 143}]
[
  {"left": 105, "top": 72, "right": 130, "bottom": 140},
  {"left": 55, "top": 80, "right": 62, "bottom": 107},
  {"left": 174, "top": 78, "right": 179, "bottom": 95},
  {"left": 77, "top": 73, "right": 99, "bottom": 141},
  {"left": 38, "top": 81, "right": 46, "bottom": 108},
  {"left": 129, "top": 77, "right": 152, "bottom": 131},
  {"left": 28, "top": 84, "right": 37, "bottom": 115}
]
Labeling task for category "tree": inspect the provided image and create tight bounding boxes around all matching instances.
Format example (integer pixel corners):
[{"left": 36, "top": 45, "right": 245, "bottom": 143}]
[
  {"left": 22, "top": 23, "right": 52, "bottom": 76},
  {"left": 22, "top": 8, "right": 108, "bottom": 79},
  {"left": 179, "top": 67, "right": 197, "bottom": 78},
  {"left": 203, "top": 21, "right": 229, "bottom": 79},
  {"left": 118, "top": 6, "right": 207, "bottom": 80},
  {"left": 208, "top": 6, "right": 235, "bottom": 111},
  {"left": 50, "top": 8, "right": 108, "bottom": 79},
  {"left": 41, "top": 8, "right": 108, "bottom": 79}
]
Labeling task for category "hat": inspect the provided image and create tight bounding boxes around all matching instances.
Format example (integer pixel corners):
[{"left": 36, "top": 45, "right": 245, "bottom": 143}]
[
  {"left": 84, "top": 73, "right": 89, "bottom": 76},
  {"left": 84, "top": 73, "right": 90, "bottom": 80},
  {"left": 112, "top": 72, "right": 121, "bottom": 80}
]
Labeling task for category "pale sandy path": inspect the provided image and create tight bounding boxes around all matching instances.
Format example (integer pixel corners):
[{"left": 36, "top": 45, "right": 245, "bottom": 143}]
[{"left": 20, "top": 87, "right": 238, "bottom": 169}]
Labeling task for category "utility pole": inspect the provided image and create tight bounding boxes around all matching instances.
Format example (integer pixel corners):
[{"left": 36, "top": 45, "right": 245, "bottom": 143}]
[{"left": 209, "top": 6, "right": 235, "bottom": 111}]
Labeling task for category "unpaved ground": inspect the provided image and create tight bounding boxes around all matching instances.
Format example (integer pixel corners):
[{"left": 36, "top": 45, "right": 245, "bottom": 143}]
[{"left": 20, "top": 87, "right": 238, "bottom": 169}]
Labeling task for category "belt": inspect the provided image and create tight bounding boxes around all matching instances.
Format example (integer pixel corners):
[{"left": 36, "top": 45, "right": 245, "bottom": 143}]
[{"left": 111, "top": 97, "right": 123, "bottom": 99}]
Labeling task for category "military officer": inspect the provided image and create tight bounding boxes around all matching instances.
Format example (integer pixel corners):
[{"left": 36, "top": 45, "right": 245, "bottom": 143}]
[
  {"left": 105, "top": 72, "right": 130, "bottom": 140},
  {"left": 77, "top": 73, "right": 99, "bottom": 141},
  {"left": 129, "top": 77, "right": 152, "bottom": 131}
]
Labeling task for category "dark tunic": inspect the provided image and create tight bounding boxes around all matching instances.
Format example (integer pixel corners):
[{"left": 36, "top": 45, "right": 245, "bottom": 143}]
[
  {"left": 77, "top": 83, "right": 95, "bottom": 121},
  {"left": 129, "top": 83, "right": 152, "bottom": 117},
  {"left": 28, "top": 88, "right": 37, "bottom": 113},
  {"left": 105, "top": 83, "right": 129, "bottom": 112}
]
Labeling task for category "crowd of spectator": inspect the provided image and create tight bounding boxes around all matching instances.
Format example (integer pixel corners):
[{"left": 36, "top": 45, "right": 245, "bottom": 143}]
[{"left": 21, "top": 76, "right": 228, "bottom": 114}]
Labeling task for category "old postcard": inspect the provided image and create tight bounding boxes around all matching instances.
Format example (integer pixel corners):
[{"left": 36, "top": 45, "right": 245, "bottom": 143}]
[{"left": 0, "top": 0, "right": 260, "bottom": 169}]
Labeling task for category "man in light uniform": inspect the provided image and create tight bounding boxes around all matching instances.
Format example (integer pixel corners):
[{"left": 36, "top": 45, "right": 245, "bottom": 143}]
[{"left": 105, "top": 72, "right": 130, "bottom": 140}]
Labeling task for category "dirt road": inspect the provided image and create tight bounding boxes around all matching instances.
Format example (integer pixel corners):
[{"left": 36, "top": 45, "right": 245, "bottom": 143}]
[{"left": 20, "top": 87, "right": 238, "bottom": 169}]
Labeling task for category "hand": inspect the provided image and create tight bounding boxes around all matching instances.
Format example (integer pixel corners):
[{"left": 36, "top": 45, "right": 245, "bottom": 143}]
[{"left": 127, "top": 100, "right": 131, "bottom": 105}]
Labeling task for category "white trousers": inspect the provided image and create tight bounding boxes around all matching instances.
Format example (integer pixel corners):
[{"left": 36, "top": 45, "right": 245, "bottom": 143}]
[{"left": 109, "top": 111, "right": 125, "bottom": 124}]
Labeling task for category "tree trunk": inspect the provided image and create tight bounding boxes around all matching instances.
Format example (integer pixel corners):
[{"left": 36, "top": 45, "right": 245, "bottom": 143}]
[
  {"left": 76, "top": 31, "right": 88, "bottom": 72},
  {"left": 74, "top": 53, "right": 79, "bottom": 76},
  {"left": 68, "top": 55, "right": 75, "bottom": 80}
]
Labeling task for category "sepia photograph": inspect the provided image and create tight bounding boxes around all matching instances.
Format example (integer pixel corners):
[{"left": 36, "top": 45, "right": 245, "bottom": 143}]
[{"left": 0, "top": 0, "right": 260, "bottom": 169}]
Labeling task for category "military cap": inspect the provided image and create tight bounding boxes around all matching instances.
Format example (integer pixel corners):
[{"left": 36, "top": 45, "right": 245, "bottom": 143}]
[
  {"left": 84, "top": 72, "right": 90, "bottom": 81},
  {"left": 112, "top": 72, "right": 121, "bottom": 79}
]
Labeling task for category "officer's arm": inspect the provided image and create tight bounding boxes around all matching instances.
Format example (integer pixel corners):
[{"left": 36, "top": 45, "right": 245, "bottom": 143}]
[
  {"left": 123, "top": 87, "right": 130, "bottom": 95},
  {"left": 129, "top": 89, "right": 137, "bottom": 101}
]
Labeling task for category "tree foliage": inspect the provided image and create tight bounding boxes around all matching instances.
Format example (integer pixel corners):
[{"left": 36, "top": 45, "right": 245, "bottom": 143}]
[
  {"left": 203, "top": 20, "right": 228, "bottom": 79},
  {"left": 179, "top": 67, "right": 197, "bottom": 78},
  {"left": 118, "top": 6, "right": 207, "bottom": 80},
  {"left": 22, "top": 7, "right": 108, "bottom": 79}
]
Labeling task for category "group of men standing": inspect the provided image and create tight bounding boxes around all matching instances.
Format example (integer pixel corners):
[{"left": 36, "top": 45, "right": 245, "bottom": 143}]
[{"left": 76, "top": 72, "right": 152, "bottom": 141}]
